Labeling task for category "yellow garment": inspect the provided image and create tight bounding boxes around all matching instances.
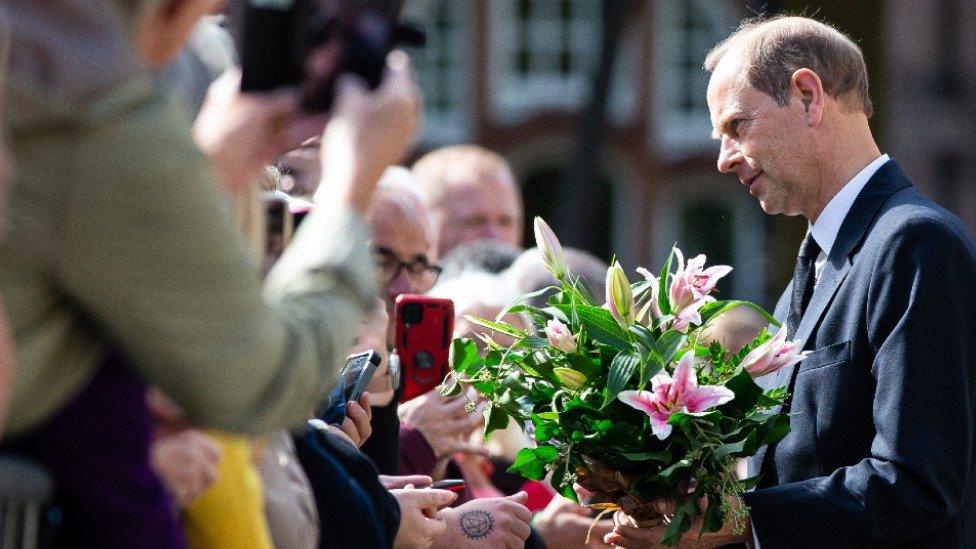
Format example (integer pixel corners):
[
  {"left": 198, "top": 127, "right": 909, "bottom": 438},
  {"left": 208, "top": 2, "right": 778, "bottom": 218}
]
[{"left": 184, "top": 434, "right": 273, "bottom": 549}]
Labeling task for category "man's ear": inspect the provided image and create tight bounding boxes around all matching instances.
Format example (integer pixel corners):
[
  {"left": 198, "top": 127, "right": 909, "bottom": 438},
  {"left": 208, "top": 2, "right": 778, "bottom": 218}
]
[
  {"left": 134, "top": 0, "right": 223, "bottom": 69},
  {"left": 791, "top": 68, "right": 825, "bottom": 126}
]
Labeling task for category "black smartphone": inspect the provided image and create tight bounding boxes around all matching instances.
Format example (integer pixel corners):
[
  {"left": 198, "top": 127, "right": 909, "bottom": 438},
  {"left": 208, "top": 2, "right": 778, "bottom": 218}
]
[
  {"left": 318, "top": 350, "right": 381, "bottom": 424},
  {"left": 429, "top": 479, "right": 466, "bottom": 492},
  {"left": 264, "top": 193, "right": 293, "bottom": 259}
]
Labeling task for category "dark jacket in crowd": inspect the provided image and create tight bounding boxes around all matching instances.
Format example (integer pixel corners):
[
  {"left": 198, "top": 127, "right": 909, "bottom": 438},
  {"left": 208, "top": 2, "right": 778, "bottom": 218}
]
[{"left": 294, "top": 422, "right": 401, "bottom": 549}]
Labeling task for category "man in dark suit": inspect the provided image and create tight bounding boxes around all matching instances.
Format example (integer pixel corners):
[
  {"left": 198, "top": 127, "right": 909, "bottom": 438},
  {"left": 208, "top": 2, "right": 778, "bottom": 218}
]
[{"left": 604, "top": 15, "right": 976, "bottom": 549}]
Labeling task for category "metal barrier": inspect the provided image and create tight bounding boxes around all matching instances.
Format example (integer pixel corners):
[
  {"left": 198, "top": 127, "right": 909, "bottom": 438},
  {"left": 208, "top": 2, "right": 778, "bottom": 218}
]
[{"left": 0, "top": 455, "right": 54, "bottom": 549}]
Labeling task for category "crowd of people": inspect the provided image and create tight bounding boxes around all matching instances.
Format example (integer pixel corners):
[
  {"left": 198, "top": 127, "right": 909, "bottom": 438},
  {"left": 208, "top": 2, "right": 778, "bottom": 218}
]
[
  {"left": 6, "top": 2, "right": 974, "bottom": 548},
  {"left": 0, "top": 2, "right": 623, "bottom": 547}
]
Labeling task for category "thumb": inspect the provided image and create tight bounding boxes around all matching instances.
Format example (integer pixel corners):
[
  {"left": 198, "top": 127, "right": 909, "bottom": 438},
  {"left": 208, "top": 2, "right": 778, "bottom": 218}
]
[
  {"left": 417, "top": 488, "right": 458, "bottom": 510},
  {"left": 505, "top": 491, "right": 529, "bottom": 504}
]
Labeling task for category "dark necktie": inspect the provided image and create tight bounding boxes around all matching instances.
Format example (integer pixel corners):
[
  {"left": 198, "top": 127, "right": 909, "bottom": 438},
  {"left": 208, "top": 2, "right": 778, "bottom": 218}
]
[{"left": 786, "top": 233, "right": 822, "bottom": 338}]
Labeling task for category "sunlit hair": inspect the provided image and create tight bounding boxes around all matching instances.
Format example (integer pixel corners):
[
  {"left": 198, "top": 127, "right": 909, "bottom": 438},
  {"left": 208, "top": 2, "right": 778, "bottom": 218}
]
[
  {"left": 704, "top": 15, "right": 873, "bottom": 118},
  {"left": 411, "top": 144, "right": 521, "bottom": 211}
]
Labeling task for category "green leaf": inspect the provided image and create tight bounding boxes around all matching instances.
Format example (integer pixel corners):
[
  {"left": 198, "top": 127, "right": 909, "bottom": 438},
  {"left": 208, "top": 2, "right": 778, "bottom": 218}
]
[
  {"left": 464, "top": 315, "right": 528, "bottom": 339},
  {"left": 517, "top": 335, "right": 551, "bottom": 349},
  {"left": 701, "top": 492, "right": 725, "bottom": 534},
  {"left": 603, "top": 351, "right": 640, "bottom": 408},
  {"left": 566, "top": 354, "right": 601, "bottom": 381},
  {"left": 658, "top": 248, "right": 675, "bottom": 316},
  {"left": 531, "top": 415, "right": 561, "bottom": 443},
  {"left": 721, "top": 369, "right": 764, "bottom": 415},
  {"left": 661, "top": 499, "right": 696, "bottom": 546},
  {"left": 629, "top": 324, "right": 660, "bottom": 355},
  {"left": 449, "top": 338, "right": 481, "bottom": 375},
  {"left": 483, "top": 401, "right": 511, "bottom": 436},
  {"left": 553, "top": 304, "right": 631, "bottom": 349},
  {"left": 638, "top": 352, "right": 664, "bottom": 390},
  {"left": 657, "top": 330, "right": 686, "bottom": 364},
  {"left": 508, "top": 445, "right": 559, "bottom": 480},
  {"left": 699, "top": 300, "right": 781, "bottom": 329},
  {"left": 497, "top": 286, "right": 559, "bottom": 320}
]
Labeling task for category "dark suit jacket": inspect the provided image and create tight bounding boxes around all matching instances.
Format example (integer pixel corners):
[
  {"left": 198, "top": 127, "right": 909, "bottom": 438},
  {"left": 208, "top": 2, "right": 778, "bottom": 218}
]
[{"left": 743, "top": 161, "right": 976, "bottom": 548}]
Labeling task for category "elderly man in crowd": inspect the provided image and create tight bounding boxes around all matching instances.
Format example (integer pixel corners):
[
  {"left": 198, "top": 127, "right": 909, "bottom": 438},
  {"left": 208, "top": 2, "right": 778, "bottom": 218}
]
[
  {"left": 412, "top": 145, "right": 524, "bottom": 257},
  {"left": 356, "top": 167, "right": 490, "bottom": 476}
]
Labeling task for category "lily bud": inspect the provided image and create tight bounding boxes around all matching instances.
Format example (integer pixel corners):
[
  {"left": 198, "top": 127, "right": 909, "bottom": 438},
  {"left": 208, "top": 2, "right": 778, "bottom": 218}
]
[
  {"left": 534, "top": 217, "right": 567, "bottom": 280},
  {"left": 545, "top": 319, "right": 577, "bottom": 353},
  {"left": 553, "top": 367, "right": 587, "bottom": 390},
  {"left": 605, "top": 261, "right": 634, "bottom": 327}
]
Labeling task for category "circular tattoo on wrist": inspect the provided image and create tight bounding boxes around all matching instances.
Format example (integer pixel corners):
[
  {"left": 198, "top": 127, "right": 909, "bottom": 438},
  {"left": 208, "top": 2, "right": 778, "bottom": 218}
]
[{"left": 458, "top": 510, "right": 494, "bottom": 539}]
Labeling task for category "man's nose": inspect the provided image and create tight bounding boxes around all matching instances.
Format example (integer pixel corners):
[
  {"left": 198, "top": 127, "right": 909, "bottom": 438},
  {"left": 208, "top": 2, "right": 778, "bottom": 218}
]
[
  {"left": 717, "top": 136, "right": 743, "bottom": 174},
  {"left": 479, "top": 223, "right": 502, "bottom": 240},
  {"left": 386, "top": 270, "right": 413, "bottom": 299}
]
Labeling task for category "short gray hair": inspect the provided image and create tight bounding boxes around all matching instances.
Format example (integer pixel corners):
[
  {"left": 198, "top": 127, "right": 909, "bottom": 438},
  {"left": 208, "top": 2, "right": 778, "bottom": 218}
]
[{"left": 704, "top": 15, "right": 873, "bottom": 118}]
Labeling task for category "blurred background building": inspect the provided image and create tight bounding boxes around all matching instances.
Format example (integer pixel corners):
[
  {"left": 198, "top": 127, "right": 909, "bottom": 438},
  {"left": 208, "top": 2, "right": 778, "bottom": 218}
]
[{"left": 400, "top": 0, "right": 976, "bottom": 309}]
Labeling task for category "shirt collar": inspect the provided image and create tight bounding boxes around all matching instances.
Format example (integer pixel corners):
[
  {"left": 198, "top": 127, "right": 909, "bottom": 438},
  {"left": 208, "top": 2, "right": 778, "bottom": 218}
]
[{"left": 810, "top": 154, "right": 890, "bottom": 256}]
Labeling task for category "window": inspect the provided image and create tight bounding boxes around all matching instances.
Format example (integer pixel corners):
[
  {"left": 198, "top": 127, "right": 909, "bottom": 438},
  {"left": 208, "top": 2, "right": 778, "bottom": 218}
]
[
  {"left": 402, "top": 0, "right": 472, "bottom": 144},
  {"left": 488, "top": 0, "right": 637, "bottom": 122},
  {"left": 650, "top": 0, "right": 740, "bottom": 156}
]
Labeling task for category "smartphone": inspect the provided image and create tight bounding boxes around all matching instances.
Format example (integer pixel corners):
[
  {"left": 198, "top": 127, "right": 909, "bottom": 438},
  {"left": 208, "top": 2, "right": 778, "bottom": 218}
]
[
  {"left": 264, "top": 193, "right": 293, "bottom": 259},
  {"left": 429, "top": 479, "right": 467, "bottom": 492},
  {"left": 395, "top": 295, "right": 454, "bottom": 402},
  {"left": 318, "top": 350, "right": 381, "bottom": 425}
]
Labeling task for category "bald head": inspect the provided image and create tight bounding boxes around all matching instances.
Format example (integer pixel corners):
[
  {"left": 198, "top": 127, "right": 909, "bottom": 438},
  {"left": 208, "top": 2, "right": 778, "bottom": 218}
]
[
  {"left": 705, "top": 16, "right": 872, "bottom": 118},
  {"left": 367, "top": 168, "right": 438, "bottom": 344},
  {"left": 412, "top": 145, "right": 524, "bottom": 256}
]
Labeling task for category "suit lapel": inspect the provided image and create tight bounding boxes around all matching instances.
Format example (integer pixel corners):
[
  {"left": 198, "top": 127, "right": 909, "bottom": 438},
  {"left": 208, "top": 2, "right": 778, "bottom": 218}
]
[
  {"left": 776, "top": 162, "right": 912, "bottom": 393},
  {"left": 751, "top": 160, "right": 912, "bottom": 480}
]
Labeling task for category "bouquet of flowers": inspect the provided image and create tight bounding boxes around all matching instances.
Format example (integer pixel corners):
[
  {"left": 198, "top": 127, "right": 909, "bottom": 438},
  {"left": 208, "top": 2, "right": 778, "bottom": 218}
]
[{"left": 440, "top": 218, "right": 809, "bottom": 545}]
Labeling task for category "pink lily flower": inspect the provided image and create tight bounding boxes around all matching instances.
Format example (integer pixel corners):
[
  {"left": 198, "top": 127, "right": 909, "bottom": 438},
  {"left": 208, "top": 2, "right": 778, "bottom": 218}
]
[
  {"left": 671, "top": 296, "right": 712, "bottom": 333},
  {"left": 618, "top": 351, "right": 735, "bottom": 440},
  {"left": 635, "top": 267, "right": 663, "bottom": 322},
  {"left": 545, "top": 319, "right": 577, "bottom": 353},
  {"left": 668, "top": 248, "right": 732, "bottom": 313},
  {"left": 740, "top": 328, "right": 811, "bottom": 377}
]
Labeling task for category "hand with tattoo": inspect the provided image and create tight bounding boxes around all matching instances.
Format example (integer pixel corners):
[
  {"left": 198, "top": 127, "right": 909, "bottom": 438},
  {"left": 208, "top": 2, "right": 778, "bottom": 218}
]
[{"left": 431, "top": 491, "right": 532, "bottom": 549}]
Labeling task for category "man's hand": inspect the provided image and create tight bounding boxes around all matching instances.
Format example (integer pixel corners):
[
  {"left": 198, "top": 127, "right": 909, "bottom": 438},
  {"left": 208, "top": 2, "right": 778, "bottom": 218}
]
[
  {"left": 604, "top": 502, "right": 750, "bottom": 548},
  {"left": 150, "top": 429, "right": 222, "bottom": 507},
  {"left": 533, "top": 495, "right": 614, "bottom": 548},
  {"left": 391, "top": 488, "right": 456, "bottom": 549},
  {"left": 315, "top": 50, "right": 421, "bottom": 212},
  {"left": 193, "top": 70, "right": 301, "bottom": 193},
  {"left": 432, "top": 492, "right": 533, "bottom": 549},
  {"left": 398, "top": 388, "right": 487, "bottom": 460},
  {"left": 338, "top": 393, "right": 373, "bottom": 448}
]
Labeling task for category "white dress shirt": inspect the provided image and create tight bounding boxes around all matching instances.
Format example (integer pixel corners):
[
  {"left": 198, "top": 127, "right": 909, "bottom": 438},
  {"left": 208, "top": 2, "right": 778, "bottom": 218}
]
[
  {"left": 809, "top": 154, "right": 890, "bottom": 284},
  {"left": 750, "top": 153, "right": 890, "bottom": 549}
]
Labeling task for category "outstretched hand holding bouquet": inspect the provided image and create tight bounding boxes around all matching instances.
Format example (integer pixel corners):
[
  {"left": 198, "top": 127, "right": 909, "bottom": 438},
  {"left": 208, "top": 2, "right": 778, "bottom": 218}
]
[{"left": 441, "top": 218, "right": 809, "bottom": 546}]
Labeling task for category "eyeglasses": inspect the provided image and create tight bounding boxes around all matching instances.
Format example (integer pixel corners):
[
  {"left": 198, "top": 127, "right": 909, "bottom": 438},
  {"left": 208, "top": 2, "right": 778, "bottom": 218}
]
[{"left": 372, "top": 247, "right": 442, "bottom": 289}]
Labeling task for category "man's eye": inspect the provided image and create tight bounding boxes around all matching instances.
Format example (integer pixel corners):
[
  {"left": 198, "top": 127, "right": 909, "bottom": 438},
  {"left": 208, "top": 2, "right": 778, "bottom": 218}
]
[
  {"left": 730, "top": 119, "right": 745, "bottom": 134},
  {"left": 407, "top": 263, "right": 428, "bottom": 276}
]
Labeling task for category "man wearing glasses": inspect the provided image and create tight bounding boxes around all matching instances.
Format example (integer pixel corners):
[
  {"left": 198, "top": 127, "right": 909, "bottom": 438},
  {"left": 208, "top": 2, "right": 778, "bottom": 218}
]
[{"left": 366, "top": 167, "right": 444, "bottom": 349}]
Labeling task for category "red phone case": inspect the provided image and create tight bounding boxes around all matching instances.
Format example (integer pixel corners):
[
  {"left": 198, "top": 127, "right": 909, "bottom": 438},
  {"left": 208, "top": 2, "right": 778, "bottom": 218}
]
[{"left": 395, "top": 295, "right": 455, "bottom": 402}]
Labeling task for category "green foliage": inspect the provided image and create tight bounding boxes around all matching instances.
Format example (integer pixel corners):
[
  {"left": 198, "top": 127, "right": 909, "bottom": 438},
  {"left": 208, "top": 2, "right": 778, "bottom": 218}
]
[
  {"left": 508, "top": 445, "right": 558, "bottom": 480},
  {"left": 442, "top": 241, "right": 791, "bottom": 547}
]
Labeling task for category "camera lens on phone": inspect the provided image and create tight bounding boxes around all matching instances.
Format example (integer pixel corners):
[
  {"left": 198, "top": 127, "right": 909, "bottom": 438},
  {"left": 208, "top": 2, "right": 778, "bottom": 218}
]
[{"left": 403, "top": 302, "right": 423, "bottom": 324}]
